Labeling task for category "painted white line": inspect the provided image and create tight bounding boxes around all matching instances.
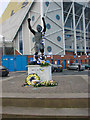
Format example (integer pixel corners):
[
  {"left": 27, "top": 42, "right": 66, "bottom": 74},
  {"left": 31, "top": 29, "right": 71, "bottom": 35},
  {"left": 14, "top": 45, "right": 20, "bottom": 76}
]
[
  {"left": 81, "top": 76, "right": 88, "bottom": 83},
  {"left": 52, "top": 75, "right": 88, "bottom": 77},
  {"left": 0, "top": 73, "right": 26, "bottom": 82},
  {"left": 9, "top": 71, "right": 27, "bottom": 73}
]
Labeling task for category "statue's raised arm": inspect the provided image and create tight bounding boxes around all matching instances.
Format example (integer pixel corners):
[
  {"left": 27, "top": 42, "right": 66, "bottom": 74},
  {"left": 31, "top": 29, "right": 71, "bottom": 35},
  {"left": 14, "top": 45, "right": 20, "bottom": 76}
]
[
  {"left": 27, "top": 18, "right": 36, "bottom": 35},
  {"left": 42, "top": 17, "right": 46, "bottom": 33}
]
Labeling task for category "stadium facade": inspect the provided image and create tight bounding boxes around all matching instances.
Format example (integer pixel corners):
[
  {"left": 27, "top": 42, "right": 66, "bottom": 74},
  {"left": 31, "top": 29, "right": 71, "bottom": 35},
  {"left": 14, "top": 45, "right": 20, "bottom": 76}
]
[{"left": 0, "top": 0, "right": 90, "bottom": 56}]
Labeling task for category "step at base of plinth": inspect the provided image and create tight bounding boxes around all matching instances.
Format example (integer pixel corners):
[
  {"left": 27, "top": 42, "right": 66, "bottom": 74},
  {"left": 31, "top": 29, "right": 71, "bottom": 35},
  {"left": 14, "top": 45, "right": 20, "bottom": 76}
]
[
  {"left": 2, "top": 97, "right": 88, "bottom": 108},
  {"left": 2, "top": 107, "right": 88, "bottom": 119}
]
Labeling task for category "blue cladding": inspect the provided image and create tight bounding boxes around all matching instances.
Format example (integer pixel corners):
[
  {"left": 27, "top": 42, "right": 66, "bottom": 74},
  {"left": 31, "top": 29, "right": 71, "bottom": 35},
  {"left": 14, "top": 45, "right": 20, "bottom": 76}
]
[
  {"left": 51, "top": 59, "right": 53, "bottom": 64},
  {"left": 2, "top": 55, "right": 27, "bottom": 71},
  {"left": 58, "top": 60, "right": 60, "bottom": 64},
  {"left": 29, "top": 58, "right": 33, "bottom": 62},
  {"left": 2, "top": 56, "right": 15, "bottom": 72},
  {"left": 2, "top": 56, "right": 9, "bottom": 70},
  {"left": 8, "top": 57, "right": 15, "bottom": 71},
  {"left": 85, "top": 59, "right": 87, "bottom": 64},
  {"left": 16, "top": 56, "right": 22, "bottom": 71},
  {"left": 64, "top": 60, "right": 66, "bottom": 69},
  {"left": 21, "top": 56, "right": 27, "bottom": 71},
  {"left": 80, "top": 60, "right": 82, "bottom": 64},
  {"left": 16, "top": 56, "right": 27, "bottom": 71}
]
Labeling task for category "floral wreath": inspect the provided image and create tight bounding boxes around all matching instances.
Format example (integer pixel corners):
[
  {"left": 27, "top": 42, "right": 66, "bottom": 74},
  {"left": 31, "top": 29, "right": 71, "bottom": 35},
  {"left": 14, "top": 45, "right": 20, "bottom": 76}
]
[{"left": 26, "top": 73, "right": 40, "bottom": 85}]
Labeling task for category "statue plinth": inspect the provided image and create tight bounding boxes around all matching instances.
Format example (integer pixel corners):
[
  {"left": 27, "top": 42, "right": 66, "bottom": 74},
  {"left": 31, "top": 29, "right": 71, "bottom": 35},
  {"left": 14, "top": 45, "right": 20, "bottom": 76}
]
[{"left": 27, "top": 65, "right": 52, "bottom": 82}]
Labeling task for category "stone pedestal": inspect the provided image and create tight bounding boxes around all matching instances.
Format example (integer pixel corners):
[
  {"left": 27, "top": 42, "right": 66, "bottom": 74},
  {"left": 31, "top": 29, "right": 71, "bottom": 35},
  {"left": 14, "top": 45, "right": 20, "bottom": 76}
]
[{"left": 28, "top": 65, "right": 52, "bottom": 81}]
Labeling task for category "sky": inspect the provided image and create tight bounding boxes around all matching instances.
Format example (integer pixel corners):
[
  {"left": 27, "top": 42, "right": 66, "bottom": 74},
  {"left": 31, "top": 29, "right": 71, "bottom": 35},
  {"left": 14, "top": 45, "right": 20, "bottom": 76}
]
[{"left": 0, "top": 0, "right": 10, "bottom": 17}]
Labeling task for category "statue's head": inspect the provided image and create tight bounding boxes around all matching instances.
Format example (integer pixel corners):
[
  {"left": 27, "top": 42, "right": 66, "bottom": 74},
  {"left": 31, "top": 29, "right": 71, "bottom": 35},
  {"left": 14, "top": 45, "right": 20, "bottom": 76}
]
[{"left": 37, "top": 25, "right": 42, "bottom": 32}]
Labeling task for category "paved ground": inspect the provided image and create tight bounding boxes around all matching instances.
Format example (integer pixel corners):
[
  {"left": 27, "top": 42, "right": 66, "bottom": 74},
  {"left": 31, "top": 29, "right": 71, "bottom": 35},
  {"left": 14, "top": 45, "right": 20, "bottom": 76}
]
[
  {"left": 1, "top": 70, "right": 88, "bottom": 94},
  {"left": 1, "top": 70, "right": 89, "bottom": 119}
]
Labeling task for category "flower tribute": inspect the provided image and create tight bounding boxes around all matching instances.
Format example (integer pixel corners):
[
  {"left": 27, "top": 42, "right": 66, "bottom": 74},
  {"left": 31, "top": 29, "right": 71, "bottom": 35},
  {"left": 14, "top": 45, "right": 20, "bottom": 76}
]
[{"left": 22, "top": 59, "right": 58, "bottom": 87}]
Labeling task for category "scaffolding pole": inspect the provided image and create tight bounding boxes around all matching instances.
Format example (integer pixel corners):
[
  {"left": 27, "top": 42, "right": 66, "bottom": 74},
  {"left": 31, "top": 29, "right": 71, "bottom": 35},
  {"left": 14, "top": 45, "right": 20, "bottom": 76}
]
[
  {"left": 72, "top": 2, "right": 77, "bottom": 55},
  {"left": 64, "top": 3, "right": 73, "bottom": 25},
  {"left": 82, "top": 6, "right": 87, "bottom": 55},
  {"left": 61, "top": 0, "right": 65, "bottom": 55}
]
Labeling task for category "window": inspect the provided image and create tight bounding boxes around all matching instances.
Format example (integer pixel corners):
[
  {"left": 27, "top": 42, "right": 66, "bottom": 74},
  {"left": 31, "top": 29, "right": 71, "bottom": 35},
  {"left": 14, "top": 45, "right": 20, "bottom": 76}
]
[
  {"left": 19, "top": 40, "right": 23, "bottom": 53},
  {"left": 32, "top": 16, "right": 35, "bottom": 21},
  {"left": 56, "top": 15, "right": 60, "bottom": 20},
  {"left": 46, "top": 23, "right": 51, "bottom": 30},
  {"left": 57, "top": 36, "right": 61, "bottom": 42},
  {"left": 47, "top": 46, "right": 52, "bottom": 52},
  {"left": 19, "top": 26, "right": 23, "bottom": 54},
  {"left": 65, "top": 45, "right": 69, "bottom": 48},
  {"left": 45, "top": 1, "right": 49, "bottom": 7},
  {"left": 11, "top": 10, "right": 15, "bottom": 16},
  {"left": 86, "top": 38, "right": 89, "bottom": 41},
  {"left": 32, "top": 37, "right": 35, "bottom": 42},
  {"left": 77, "top": 46, "right": 79, "bottom": 49},
  {"left": 77, "top": 36, "right": 80, "bottom": 40},
  {"left": 67, "top": 35, "right": 70, "bottom": 37},
  {"left": 65, "top": 34, "right": 71, "bottom": 38}
]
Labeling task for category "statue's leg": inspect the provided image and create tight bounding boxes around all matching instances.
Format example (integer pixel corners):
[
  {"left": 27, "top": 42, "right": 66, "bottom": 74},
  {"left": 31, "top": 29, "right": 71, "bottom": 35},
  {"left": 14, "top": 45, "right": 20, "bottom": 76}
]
[
  {"left": 35, "top": 52, "right": 38, "bottom": 61},
  {"left": 34, "top": 44, "right": 39, "bottom": 61},
  {"left": 40, "top": 44, "right": 45, "bottom": 60}
]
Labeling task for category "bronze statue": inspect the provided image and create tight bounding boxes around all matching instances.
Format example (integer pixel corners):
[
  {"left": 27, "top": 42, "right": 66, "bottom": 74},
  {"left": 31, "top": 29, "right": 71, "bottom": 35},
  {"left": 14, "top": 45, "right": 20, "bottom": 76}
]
[{"left": 27, "top": 17, "right": 46, "bottom": 63}]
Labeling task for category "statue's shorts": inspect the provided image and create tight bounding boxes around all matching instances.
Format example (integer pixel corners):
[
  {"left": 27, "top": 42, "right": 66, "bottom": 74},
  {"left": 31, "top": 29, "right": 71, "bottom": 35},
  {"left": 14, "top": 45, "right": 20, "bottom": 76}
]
[{"left": 34, "top": 43, "right": 44, "bottom": 53}]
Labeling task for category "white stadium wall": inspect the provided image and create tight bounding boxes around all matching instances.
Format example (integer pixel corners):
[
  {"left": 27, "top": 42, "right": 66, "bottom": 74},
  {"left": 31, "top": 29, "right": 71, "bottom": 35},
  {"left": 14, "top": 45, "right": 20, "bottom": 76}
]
[{"left": 43, "top": 1, "right": 65, "bottom": 55}]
